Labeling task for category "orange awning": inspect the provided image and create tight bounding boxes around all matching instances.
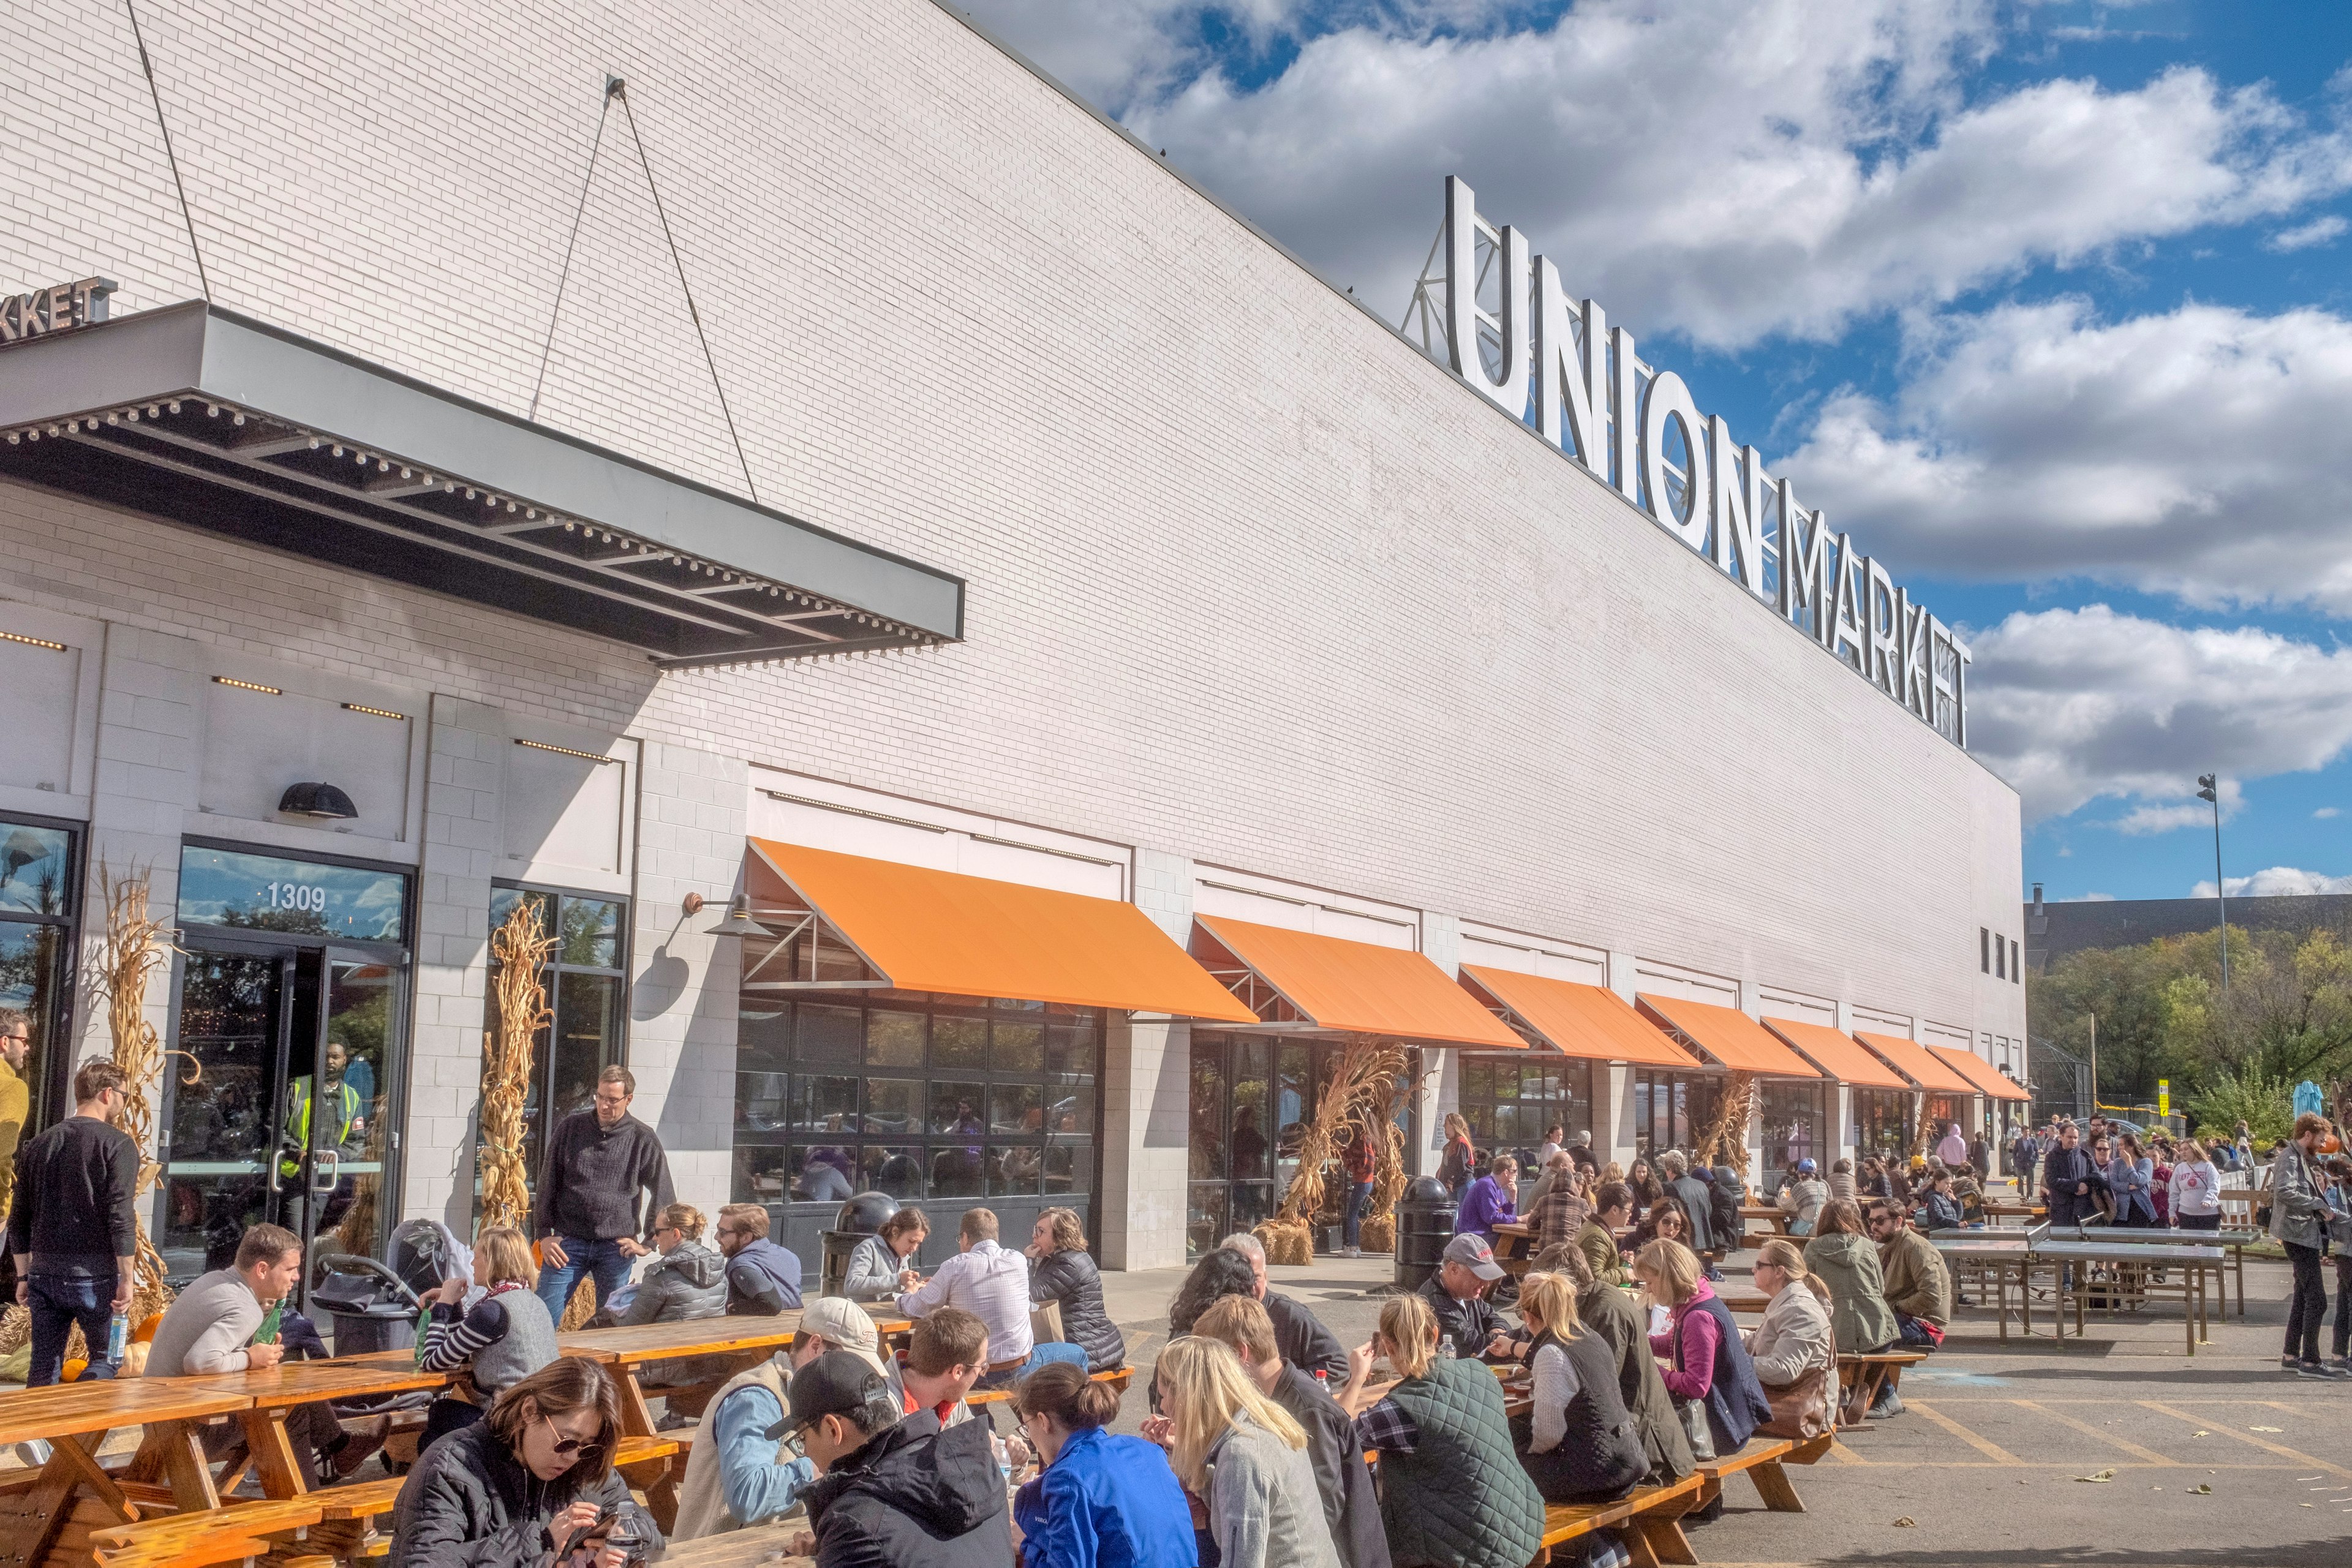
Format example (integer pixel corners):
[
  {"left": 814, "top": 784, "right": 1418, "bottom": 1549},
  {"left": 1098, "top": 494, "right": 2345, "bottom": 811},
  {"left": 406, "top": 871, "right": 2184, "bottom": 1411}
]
[
  {"left": 1929, "top": 1046, "right": 2032, "bottom": 1102},
  {"left": 745, "top": 839, "right": 1257, "bottom": 1021},
  {"left": 1461, "top": 967, "right": 1703, "bottom": 1068},
  {"left": 1761, "top": 1018, "right": 1911, "bottom": 1090},
  {"left": 1854, "top": 1031, "right": 1980, "bottom": 1095},
  {"left": 1637, "top": 996, "right": 1823, "bottom": 1078},
  {"left": 1192, "top": 915, "right": 1525, "bottom": 1048}
]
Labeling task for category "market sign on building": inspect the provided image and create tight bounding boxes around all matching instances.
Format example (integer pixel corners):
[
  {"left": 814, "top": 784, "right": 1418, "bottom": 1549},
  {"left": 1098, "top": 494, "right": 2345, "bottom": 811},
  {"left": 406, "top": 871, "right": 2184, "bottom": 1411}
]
[
  {"left": 0, "top": 277, "right": 114, "bottom": 343},
  {"left": 1403, "top": 180, "right": 1969, "bottom": 749}
]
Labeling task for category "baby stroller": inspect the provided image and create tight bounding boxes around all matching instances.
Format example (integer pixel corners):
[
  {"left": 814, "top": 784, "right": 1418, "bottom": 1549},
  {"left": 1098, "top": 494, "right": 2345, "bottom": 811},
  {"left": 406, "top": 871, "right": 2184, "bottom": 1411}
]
[{"left": 309, "top": 1219, "right": 477, "bottom": 1449}]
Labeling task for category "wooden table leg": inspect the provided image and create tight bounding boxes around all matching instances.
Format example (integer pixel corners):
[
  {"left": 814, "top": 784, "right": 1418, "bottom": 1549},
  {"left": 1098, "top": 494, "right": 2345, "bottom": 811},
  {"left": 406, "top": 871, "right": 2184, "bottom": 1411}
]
[
  {"left": 610, "top": 1368, "right": 682, "bottom": 1534},
  {"left": 242, "top": 1408, "right": 312, "bottom": 1498},
  {"left": 0, "top": 1433, "right": 111, "bottom": 1566},
  {"left": 1749, "top": 1458, "right": 1805, "bottom": 1513},
  {"left": 151, "top": 1418, "right": 223, "bottom": 1512}
]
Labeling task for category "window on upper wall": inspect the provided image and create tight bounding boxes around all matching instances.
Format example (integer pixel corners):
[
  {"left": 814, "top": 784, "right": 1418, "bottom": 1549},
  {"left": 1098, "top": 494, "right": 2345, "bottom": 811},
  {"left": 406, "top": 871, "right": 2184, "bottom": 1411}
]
[
  {"left": 1980, "top": 928, "right": 1991, "bottom": 973},
  {"left": 483, "top": 884, "right": 630, "bottom": 1206},
  {"left": 1994, "top": 935, "right": 2005, "bottom": 979},
  {"left": 2011, "top": 938, "right": 2021, "bottom": 983}
]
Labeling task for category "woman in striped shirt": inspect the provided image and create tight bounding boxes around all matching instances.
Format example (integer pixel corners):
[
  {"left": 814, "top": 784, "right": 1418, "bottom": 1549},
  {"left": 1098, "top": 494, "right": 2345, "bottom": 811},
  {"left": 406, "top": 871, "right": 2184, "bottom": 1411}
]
[{"left": 417, "top": 1226, "right": 559, "bottom": 1453}]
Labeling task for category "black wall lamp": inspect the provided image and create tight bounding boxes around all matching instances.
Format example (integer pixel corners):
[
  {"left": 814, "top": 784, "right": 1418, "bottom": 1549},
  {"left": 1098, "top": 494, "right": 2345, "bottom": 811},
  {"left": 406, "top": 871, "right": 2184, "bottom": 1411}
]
[{"left": 278, "top": 782, "right": 359, "bottom": 820}]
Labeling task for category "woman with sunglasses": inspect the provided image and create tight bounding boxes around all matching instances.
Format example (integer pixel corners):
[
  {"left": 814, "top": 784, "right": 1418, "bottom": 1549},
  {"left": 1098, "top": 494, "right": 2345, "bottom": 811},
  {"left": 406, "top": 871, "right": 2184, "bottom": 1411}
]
[{"left": 392, "top": 1356, "right": 648, "bottom": 1568}]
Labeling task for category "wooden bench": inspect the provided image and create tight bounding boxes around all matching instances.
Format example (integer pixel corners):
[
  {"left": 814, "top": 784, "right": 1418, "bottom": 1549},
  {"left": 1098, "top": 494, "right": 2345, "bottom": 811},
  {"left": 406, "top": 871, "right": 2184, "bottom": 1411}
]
[
  {"left": 1528, "top": 1471, "right": 1705, "bottom": 1567},
  {"left": 89, "top": 1494, "right": 325, "bottom": 1568},
  {"left": 1837, "top": 1350, "right": 1926, "bottom": 1426},
  {"left": 965, "top": 1365, "right": 1134, "bottom": 1408}
]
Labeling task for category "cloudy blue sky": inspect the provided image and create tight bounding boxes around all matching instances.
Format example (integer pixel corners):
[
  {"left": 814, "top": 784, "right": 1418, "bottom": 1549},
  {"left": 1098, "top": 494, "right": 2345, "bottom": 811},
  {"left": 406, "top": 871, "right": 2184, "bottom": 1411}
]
[{"left": 960, "top": 0, "right": 2352, "bottom": 904}]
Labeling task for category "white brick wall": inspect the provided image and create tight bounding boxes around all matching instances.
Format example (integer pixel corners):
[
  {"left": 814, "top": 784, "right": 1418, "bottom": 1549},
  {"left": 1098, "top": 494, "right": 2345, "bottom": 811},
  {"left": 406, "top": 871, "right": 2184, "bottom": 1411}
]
[{"left": 3, "top": 0, "right": 2027, "bottom": 1257}]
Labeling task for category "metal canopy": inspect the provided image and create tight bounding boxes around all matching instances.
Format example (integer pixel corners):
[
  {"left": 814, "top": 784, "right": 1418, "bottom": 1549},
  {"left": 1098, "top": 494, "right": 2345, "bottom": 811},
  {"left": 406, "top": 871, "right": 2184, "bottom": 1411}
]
[{"left": 0, "top": 303, "right": 964, "bottom": 667}]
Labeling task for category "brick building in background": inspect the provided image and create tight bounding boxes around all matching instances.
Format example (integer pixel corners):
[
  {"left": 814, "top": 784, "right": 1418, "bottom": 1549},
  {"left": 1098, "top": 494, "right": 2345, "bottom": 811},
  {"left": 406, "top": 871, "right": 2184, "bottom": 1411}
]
[{"left": 0, "top": 0, "right": 2024, "bottom": 1284}]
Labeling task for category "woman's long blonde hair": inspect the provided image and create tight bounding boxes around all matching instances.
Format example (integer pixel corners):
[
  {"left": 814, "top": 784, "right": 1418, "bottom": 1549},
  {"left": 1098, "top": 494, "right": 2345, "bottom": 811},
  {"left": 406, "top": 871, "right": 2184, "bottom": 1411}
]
[
  {"left": 1378, "top": 1291, "right": 1443, "bottom": 1379},
  {"left": 1631, "top": 1237, "right": 1701, "bottom": 1305},
  {"left": 1516, "top": 1271, "right": 1584, "bottom": 1341},
  {"left": 1159, "top": 1335, "right": 1306, "bottom": 1492},
  {"left": 1755, "top": 1237, "right": 1830, "bottom": 1303}
]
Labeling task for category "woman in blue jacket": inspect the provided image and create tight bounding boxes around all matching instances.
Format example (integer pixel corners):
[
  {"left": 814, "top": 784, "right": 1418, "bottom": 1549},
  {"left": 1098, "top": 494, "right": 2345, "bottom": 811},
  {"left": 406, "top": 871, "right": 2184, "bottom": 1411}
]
[{"left": 1012, "top": 1360, "right": 1196, "bottom": 1568}]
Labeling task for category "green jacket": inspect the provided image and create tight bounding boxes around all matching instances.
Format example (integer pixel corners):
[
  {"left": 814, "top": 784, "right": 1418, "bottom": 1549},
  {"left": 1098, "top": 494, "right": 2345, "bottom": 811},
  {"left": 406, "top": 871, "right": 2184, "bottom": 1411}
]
[
  {"left": 1379, "top": 1355, "right": 1546, "bottom": 1568},
  {"left": 1803, "top": 1231, "right": 1899, "bottom": 1354}
]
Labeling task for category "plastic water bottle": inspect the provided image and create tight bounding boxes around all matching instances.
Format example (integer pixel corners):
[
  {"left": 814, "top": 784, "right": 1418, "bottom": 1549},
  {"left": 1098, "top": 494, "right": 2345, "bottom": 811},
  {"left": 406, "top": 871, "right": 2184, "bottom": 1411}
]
[{"left": 106, "top": 1310, "right": 129, "bottom": 1365}]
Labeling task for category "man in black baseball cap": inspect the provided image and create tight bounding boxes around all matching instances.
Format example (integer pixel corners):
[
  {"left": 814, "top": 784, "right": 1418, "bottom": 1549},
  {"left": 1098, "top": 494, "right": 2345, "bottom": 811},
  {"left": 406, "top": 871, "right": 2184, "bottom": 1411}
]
[
  {"left": 777, "top": 1351, "right": 1012, "bottom": 1566},
  {"left": 1418, "top": 1232, "right": 1523, "bottom": 1362}
]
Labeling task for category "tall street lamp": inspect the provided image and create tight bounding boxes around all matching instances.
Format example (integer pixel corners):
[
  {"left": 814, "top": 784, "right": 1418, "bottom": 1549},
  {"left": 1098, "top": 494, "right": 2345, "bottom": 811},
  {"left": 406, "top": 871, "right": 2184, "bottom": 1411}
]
[{"left": 2196, "top": 773, "right": 2229, "bottom": 1002}]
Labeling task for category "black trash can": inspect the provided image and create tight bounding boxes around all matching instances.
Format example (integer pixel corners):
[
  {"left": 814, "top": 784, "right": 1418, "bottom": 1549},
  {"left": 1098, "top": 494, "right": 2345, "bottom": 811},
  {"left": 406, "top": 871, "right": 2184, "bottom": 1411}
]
[
  {"left": 1393, "top": 1176, "right": 1457, "bottom": 1292},
  {"left": 819, "top": 1190, "right": 901, "bottom": 1297}
]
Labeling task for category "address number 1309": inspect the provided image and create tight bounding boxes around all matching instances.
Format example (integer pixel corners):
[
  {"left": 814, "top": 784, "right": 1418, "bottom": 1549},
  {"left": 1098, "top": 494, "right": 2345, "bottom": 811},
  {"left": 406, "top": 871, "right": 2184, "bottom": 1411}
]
[{"left": 266, "top": 881, "right": 327, "bottom": 913}]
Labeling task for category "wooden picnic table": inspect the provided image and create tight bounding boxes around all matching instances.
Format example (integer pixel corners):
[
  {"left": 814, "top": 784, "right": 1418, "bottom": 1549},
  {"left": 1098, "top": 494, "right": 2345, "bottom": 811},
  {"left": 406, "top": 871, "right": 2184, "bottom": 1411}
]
[
  {"left": 170, "top": 1356, "right": 448, "bottom": 1504},
  {"left": 0, "top": 1378, "right": 258, "bottom": 1562},
  {"left": 0, "top": 1310, "right": 877, "bottom": 1561},
  {"left": 659, "top": 1524, "right": 812, "bottom": 1568}
]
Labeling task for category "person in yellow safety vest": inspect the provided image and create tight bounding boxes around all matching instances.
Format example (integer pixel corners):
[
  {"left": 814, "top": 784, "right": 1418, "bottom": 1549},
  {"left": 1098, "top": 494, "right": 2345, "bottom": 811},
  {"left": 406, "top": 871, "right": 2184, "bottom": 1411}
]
[{"left": 279, "top": 1074, "right": 362, "bottom": 1178}]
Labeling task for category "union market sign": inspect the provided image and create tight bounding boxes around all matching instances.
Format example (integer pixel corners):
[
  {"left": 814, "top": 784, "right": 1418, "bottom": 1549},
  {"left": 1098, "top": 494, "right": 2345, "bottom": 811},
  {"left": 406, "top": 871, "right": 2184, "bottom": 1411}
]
[{"left": 1411, "top": 179, "right": 1969, "bottom": 748}]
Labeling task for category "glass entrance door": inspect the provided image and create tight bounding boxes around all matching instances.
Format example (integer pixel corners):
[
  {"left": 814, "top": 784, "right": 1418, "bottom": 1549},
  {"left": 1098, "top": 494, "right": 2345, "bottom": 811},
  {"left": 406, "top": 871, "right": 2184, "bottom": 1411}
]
[{"left": 158, "top": 943, "right": 400, "bottom": 1297}]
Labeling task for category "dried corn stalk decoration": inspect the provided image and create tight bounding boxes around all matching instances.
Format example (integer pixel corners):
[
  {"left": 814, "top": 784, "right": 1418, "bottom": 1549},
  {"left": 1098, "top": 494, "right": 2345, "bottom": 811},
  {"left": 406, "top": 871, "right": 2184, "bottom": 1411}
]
[
  {"left": 97, "top": 864, "right": 186, "bottom": 1320},
  {"left": 1356, "top": 1055, "right": 1425, "bottom": 1256},
  {"left": 1694, "top": 1069, "right": 1755, "bottom": 1176},
  {"left": 1257, "top": 1035, "right": 1411, "bottom": 1265},
  {"left": 477, "top": 897, "right": 557, "bottom": 1233}
]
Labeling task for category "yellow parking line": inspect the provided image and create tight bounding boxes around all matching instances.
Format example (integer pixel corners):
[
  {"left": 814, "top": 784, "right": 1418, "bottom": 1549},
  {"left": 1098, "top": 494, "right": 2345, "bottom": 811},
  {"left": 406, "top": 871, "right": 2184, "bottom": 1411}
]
[
  {"left": 1905, "top": 1398, "right": 2024, "bottom": 1464},
  {"left": 2014, "top": 1400, "right": 2177, "bottom": 1464},
  {"left": 2138, "top": 1400, "right": 2352, "bottom": 1480}
]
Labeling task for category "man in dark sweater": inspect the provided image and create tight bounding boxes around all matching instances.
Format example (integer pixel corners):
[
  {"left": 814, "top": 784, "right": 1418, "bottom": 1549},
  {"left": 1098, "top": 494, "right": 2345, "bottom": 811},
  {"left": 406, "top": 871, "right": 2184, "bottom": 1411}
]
[
  {"left": 533, "top": 1065, "right": 674, "bottom": 1323},
  {"left": 2041, "top": 1121, "right": 2099, "bottom": 1226},
  {"left": 9, "top": 1059, "right": 139, "bottom": 1385}
]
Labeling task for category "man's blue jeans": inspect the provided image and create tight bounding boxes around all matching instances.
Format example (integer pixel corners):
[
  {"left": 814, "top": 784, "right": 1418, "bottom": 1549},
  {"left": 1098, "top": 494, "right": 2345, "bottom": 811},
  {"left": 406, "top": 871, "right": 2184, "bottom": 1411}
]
[
  {"left": 535, "top": 1237, "right": 635, "bottom": 1324},
  {"left": 28, "top": 1276, "right": 120, "bottom": 1388},
  {"left": 1344, "top": 1182, "right": 1373, "bottom": 1248}
]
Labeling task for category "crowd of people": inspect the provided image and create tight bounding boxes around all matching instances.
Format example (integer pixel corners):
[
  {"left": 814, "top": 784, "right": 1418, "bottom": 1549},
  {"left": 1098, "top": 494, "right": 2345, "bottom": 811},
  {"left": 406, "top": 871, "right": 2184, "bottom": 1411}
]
[{"left": 17, "top": 1028, "right": 2352, "bottom": 1566}]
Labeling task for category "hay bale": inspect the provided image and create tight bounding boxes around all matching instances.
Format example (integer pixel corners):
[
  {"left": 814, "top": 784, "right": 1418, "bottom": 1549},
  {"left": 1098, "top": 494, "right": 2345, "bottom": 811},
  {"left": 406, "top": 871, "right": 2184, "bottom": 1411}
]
[
  {"left": 1359, "top": 1215, "right": 1395, "bottom": 1254},
  {"left": 1256, "top": 1217, "right": 1313, "bottom": 1267}
]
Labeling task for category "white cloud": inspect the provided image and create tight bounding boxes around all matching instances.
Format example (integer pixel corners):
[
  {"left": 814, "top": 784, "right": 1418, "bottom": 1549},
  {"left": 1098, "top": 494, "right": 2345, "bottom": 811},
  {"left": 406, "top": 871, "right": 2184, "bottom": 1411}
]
[
  {"left": 1965, "top": 605, "right": 2352, "bottom": 823},
  {"left": 1786, "top": 298, "right": 2352, "bottom": 611},
  {"left": 2110, "top": 786, "right": 2237, "bottom": 836},
  {"left": 2192, "top": 866, "right": 2352, "bottom": 897},
  {"left": 2317, "top": 807, "right": 2342, "bottom": 820},
  {"left": 2267, "top": 213, "right": 2348, "bottom": 251},
  {"left": 971, "top": 0, "right": 2352, "bottom": 349}
]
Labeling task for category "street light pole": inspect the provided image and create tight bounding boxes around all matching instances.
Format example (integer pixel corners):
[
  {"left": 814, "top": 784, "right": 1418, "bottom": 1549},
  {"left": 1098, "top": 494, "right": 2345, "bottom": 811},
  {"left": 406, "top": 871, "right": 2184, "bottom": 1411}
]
[
  {"left": 2086, "top": 1012, "right": 2097, "bottom": 1122},
  {"left": 2197, "top": 773, "right": 2229, "bottom": 1002}
]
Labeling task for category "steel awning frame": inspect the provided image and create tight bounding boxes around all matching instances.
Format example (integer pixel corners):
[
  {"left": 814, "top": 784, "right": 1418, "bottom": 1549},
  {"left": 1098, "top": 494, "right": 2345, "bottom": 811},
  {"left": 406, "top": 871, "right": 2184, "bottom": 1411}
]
[{"left": 0, "top": 302, "right": 964, "bottom": 667}]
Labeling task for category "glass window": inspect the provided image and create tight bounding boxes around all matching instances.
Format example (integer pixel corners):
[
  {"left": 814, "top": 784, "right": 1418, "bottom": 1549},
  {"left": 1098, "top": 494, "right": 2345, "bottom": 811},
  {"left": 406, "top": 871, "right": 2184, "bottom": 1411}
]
[
  {"left": 933, "top": 1014, "right": 986, "bottom": 1069},
  {"left": 1458, "top": 1052, "right": 1593, "bottom": 1167},
  {"left": 181, "top": 845, "right": 407, "bottom": 941},
  {"left": 1760, "top": 1081, "right": 1827, "bottom": 1172},
  {"left": 728, "top": 989, "right": 1103, "bottom": 1223},
  {"left": 483, "top": 883, "right": 628, "bottom": 1213},
  {"left": 867, "top": 1011, "right": 924, "bottom": 1068},
  {"left": 0, "top": 823, "right": 73, "bottom": 916}
]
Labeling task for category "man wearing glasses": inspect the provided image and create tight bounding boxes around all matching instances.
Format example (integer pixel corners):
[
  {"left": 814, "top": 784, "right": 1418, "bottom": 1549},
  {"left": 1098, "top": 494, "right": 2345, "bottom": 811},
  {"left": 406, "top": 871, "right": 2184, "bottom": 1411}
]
[{"left": 7, "top": 1058, "right": 138, "bottom": 1386}]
